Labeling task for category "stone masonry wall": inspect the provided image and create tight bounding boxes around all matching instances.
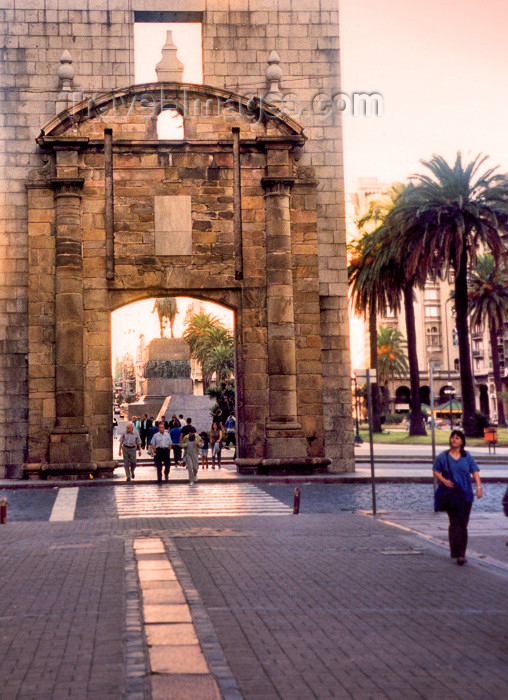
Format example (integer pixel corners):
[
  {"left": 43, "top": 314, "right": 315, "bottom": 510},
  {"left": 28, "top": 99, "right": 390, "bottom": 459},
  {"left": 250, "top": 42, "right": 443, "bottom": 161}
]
[{"left": 0, "top": 0, "right": 352, "bottom": 475}]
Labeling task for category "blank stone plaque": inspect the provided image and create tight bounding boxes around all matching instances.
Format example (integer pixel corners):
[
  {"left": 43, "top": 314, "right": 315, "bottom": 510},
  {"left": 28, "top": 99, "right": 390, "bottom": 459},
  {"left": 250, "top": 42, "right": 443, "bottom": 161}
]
[{"left": 154, "top": 195, "right": 192, "bottom": 255}]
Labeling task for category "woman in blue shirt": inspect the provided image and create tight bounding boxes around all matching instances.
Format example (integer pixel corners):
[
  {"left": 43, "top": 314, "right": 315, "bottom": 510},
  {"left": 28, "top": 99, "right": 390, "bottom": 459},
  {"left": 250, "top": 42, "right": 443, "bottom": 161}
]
[{"left": 433, "top": 429, "right": 483, "bottom": 565}]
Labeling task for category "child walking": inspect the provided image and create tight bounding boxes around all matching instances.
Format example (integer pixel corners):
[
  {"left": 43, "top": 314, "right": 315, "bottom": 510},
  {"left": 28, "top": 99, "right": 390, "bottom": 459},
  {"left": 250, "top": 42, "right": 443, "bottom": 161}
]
[{"left": 199, "top": 431, "right": 210, "bottom": 469}]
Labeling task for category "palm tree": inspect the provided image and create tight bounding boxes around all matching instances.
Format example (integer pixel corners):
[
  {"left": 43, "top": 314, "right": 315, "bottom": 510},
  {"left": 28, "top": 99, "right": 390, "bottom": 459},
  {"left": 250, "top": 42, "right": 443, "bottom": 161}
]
[
  {"left": 350, "top": 184, "right": 427, "bottom": 435},
  {"left": 153, "top": 297, "right": 178, "bottom": 338},
  {"left": 202, "top": 340, "right": 235, "bottom": 383},
  {"left": 348, "top": 234, "right": 384, "bottom": 432},
  {"left": 468, "top": 254, "right": 508, "bottom": 427},
  {"left": 183, "top": 312, "right": 234, "bottom": 389},
  {"left": 377, "top": 326, "right": 409, "bottom": 414},
  {"left": 206, "top": 379, "right": 235, "bottom": 425},
  {"left": 386, "top": 153, "right": 508, "bottom": 436}
]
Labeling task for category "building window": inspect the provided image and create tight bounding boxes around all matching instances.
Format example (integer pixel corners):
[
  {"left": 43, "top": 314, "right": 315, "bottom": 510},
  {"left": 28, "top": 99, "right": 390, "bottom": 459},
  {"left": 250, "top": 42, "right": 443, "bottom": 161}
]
[
  {"left": 454, "top": 359, "right": 460, "bottom": 371},
  {"left": 134, "top": 14, "right": 203, "bottom": 85},
  {"left": 424, "top": 288, "right": 439, "bottom": 301},
  {"left": 425, "top": 305, "right": 439, "bottom": 318},
  {"left": 426, "top": 325, "right": 439, "bottom": 347}
]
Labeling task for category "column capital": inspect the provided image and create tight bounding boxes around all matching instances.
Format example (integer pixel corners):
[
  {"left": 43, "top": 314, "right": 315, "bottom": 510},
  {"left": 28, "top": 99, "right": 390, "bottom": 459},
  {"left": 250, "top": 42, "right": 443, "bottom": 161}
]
[
  {"left": 261, "top": 176, "right": 295, "bottom": 197},
  {"left": 51, "top": 177, "right": 84, "bottom": 196}
]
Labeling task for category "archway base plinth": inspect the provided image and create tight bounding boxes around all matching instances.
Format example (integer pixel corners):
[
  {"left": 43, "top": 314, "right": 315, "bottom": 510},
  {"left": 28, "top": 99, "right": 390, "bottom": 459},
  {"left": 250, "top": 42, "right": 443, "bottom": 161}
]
[
  {"left": 236, "top": 457, "right": 331, "bottom": 476},
  {"left": 22, "top": 462, "right": 97, "bottom": 481}
]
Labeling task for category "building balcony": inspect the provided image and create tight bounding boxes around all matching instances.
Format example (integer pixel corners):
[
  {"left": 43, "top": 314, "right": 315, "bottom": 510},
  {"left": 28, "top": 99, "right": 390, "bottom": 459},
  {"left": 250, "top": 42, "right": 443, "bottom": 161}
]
[{"left": 472, "top": 349, "right": 483, "bottom": 358}]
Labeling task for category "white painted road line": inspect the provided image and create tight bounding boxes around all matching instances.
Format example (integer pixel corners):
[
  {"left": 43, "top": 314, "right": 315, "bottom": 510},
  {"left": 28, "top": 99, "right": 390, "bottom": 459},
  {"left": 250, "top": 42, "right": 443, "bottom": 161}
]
[
  {"left": 115, "top": 484, "right": 292, "bottom": 518},
  {"left": 49, "top": 487, "right": 79, "bottom": 521}
]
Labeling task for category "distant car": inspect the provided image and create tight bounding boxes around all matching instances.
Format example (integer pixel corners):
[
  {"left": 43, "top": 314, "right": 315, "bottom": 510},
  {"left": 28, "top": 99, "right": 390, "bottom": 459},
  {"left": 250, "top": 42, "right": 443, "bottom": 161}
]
[{"left": 114, "top": 406, "right": 120, "bottom": 414}]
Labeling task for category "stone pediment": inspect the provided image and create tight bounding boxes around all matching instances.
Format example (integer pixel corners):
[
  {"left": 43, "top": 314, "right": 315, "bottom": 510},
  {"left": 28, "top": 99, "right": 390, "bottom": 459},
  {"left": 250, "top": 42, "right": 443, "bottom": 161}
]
[{"left": 38, "top": 82, "right": 306, "bottom": 145}]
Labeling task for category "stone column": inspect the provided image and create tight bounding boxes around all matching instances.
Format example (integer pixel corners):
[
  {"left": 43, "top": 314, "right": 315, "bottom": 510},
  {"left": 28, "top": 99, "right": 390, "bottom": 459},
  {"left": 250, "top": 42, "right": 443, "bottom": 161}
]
[
  {"left": 262, "top": 176, "right": 307, "bottom": 459},
  {"left": 49, "top": 174, "right": 93, "bottom": 471}
]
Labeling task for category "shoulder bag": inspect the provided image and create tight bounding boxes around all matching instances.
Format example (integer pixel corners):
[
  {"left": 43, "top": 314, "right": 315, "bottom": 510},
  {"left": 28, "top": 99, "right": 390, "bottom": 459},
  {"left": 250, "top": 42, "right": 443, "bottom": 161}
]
[{"left": 434, "top": 453, "right": 465, "bottom": 512}]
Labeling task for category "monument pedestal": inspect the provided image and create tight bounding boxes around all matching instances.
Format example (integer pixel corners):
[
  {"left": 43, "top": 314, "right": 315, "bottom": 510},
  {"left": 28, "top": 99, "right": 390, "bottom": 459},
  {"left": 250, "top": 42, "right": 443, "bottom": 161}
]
[{"left": 128, "top": 337, "right": 194, "bottom": 421}]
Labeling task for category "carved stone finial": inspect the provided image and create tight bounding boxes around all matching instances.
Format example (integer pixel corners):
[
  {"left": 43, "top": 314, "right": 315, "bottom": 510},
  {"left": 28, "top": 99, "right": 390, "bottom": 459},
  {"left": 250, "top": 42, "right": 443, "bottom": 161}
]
[
  {"left": 56, "top": 50, "right": 75, "bottom": 115},
  {"left": 58, "top": 50, "right": 74, "bottom": 91},
  {"left": 155, "top": 30, "right": 184, "bottom": 83},
  {"left": 265, "top": 50, "right": 283, "bottom": 98}
]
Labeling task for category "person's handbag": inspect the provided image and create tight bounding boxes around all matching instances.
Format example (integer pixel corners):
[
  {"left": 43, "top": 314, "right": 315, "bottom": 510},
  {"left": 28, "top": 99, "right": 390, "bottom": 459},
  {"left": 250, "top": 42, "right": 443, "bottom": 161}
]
[
  {"left": 502, "top": 486, "right": 508, "bottom": 517},
  {"left": 434, "top": 454, "right": 465, "bottom": 512}
]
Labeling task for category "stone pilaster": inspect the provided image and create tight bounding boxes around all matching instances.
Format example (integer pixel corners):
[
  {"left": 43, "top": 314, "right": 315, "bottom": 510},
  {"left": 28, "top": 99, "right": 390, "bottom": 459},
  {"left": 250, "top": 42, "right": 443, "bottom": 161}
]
[
  {"left": 49, "top": 173, "right": 94, "bottom": 473},
  {"left": 262, "top": 176, "right": 307, "bottom": 459}
]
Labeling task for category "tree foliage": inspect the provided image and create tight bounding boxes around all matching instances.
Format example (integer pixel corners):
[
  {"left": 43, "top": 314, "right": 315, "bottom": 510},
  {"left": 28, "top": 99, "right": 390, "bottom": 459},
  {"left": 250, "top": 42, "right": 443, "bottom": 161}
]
[
  {"left": 349, "top": 183, "right": 427, "bottom": 435},
  {"left": 385, "top": 153, "right": 508, "bottom": 436},
  {"left": 206, "top": 379, "right": 235, "bottom": 425},
  {"left": 183, "top": 312, "right": 234, "bottom": 387},
  {"left": 377, "top": 326, "right": 409, "bottom": 385},
  {"left": 468, "top": 254, "right": 508, "bottom": 426}
]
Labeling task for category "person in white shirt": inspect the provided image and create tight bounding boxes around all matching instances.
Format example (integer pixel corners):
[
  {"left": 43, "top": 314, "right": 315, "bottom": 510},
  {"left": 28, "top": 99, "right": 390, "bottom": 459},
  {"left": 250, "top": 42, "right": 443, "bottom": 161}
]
[
  {"left": 150, "top": 422, "right": 172, "bottom": 482},
  {"left": 118, "top": 422, "right": 141, "bottom": 481}
]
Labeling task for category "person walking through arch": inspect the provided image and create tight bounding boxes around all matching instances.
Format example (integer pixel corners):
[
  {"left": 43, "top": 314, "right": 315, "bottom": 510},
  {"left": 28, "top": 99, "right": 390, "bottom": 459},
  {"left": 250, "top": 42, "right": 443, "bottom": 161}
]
[
  {"left": 140, "top": 414, "right": 152, "bottom": 449},
  {"left": 224, "top": 413, "right": 236, "bottom": 457},
  {"left": 170, "top": 420, "right": 182, "bottom": 466},
  {"left": 433, "top": 429, "right": 483, "bottom": 565},
  {"left": 150, "top": 421, "right": 172, "bottom": 483},
  {"left": 118, "top": 421, "right": 141, "bottom": 481},
  {"left": 181, "top": 427, "right": 203, "bottom": 485},
  {"left": 210, "top": 421, "right": 223, "bottom": 469}
]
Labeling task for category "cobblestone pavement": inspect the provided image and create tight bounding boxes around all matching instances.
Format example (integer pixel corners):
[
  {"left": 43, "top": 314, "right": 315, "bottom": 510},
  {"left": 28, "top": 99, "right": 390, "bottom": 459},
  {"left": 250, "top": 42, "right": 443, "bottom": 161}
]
[
  {"left": 1, "top": 493, "right": 508, "bottom": 699},
  {"left": 1, "top": 482, "right": 506, "bottom": 522}
]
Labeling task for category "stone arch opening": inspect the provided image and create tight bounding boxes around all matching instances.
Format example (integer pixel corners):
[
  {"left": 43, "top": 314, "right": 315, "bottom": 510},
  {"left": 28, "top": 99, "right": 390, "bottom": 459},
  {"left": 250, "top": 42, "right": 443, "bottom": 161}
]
[
  {"left": 25, "top": 82, "right": 331, "bottom": 479},
  {"left": 439, "top": 384, "right": 456, "bottom": 404},
  {"left": 419, "top": 385, "right": 430, "bottom": 406},
  {"left": 394, "top": 385, "right": 410, "bottom": 412},
  {"left": 157, "top": 109, "right": 184, "bottom": 139},
  {"left": 111, "top": 296, "right": 236, "bottom": 472}
]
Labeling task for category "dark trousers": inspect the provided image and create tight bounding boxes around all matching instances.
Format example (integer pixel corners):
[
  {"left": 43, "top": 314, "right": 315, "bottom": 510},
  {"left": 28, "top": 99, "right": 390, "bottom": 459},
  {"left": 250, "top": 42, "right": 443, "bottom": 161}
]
[
  {"left": 447, "top": 501, "right": 472, "bottom": 558},
  {"left": 140, "top": 430, "right": 147, "bottom": 449},
  {"left": 154, "top": 447, "right": 171, "bottom": 482},
  {"left": 172, "top": 444, "right": 181, "bottom": 464}
]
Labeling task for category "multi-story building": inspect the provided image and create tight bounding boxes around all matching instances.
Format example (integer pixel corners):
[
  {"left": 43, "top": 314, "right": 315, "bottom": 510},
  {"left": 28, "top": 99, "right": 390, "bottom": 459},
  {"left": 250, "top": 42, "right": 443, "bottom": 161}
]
[
  {"left": 115, "top": 354, "right": 136, "bottom": 398},
  {"left": 349, "top": 178, "right": 503, "bottom": 422}
]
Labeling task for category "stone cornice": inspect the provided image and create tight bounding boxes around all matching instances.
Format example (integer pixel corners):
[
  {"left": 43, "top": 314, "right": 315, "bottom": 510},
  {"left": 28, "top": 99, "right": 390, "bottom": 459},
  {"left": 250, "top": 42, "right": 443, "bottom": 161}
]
[
  {"left": 38, "top": 82, "right": 306, "bottom": 141},
  {"left": 37, "top": 134, "right": 306, "bottom": 152}
]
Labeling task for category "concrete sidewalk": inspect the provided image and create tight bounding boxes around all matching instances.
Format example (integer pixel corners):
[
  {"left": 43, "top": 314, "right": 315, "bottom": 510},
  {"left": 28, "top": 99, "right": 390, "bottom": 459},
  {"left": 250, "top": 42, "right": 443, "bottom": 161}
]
[{"left": 1, "top": 507, "right": 507, "bottom": 699}]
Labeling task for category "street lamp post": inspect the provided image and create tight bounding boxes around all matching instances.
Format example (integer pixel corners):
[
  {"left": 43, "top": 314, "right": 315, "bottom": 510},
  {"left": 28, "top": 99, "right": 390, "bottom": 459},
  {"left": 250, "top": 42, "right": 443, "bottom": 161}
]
[
  {"left": 356, "top": 368, "right": 377, "bottom": 516},
  {"left": 352, "top": 372, "right": 363, "bottom": 444},
  {"left": 443, "top": 297, "right": 455, "bottom": 429}
]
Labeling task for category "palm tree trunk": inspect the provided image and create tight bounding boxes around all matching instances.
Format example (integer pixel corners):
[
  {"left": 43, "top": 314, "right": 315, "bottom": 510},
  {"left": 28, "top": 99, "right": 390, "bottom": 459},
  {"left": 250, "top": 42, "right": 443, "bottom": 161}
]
[
  {"left": 489, "top": 317, "right": 506, "bottom": 427},
  {"left": 404, "top": 284, "right": 426, "bottom": 435},
  {"left": 369, "top": 304, "right": 382, "bottom": 432},
  {"left": 455, "top": 248, "right": 477, "bottom": 436}
]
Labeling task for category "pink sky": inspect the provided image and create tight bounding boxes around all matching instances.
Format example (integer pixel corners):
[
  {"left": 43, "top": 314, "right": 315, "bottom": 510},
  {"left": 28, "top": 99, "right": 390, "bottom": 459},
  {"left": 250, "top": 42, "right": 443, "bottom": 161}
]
[{"left": 339, "top": 0, "right": 508, "bottom": 188}]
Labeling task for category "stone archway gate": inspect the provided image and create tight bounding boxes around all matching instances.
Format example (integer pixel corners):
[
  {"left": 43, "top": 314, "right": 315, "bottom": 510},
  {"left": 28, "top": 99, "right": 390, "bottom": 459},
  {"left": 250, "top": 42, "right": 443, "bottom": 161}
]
[{"left": 25, "top": 83, "right": 334, "bottom": 478}]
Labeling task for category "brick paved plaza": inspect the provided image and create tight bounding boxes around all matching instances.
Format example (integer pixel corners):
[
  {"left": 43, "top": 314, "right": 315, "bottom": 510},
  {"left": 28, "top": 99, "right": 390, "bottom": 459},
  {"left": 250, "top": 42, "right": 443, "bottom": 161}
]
[{"left": 0, "top": 483, "right": 507, "bottom": 699}]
